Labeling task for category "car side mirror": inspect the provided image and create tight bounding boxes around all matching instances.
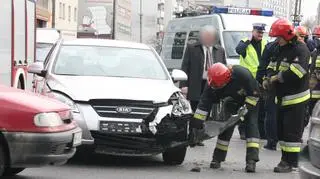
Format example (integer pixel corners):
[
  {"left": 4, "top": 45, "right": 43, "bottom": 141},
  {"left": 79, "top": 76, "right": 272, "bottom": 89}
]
[
  {"left": 171, "top": 69, "right": 187, "bottom": 82},
  {"left": 28, "top": 62, "right": 47, "bottom": 77}
]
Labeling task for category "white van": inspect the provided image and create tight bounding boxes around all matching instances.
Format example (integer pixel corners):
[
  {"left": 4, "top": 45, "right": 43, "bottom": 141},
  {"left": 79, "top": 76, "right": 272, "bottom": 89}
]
[
  {"left": 160, "top": 7, "right": 278, "bottom": 71},
  {"left": 36, "top": 28, "right": 61, "bottom": 62}
]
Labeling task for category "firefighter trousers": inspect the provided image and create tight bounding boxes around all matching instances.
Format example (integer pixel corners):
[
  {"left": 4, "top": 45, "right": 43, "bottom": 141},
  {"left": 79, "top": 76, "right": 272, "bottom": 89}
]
[
  {"left": 277, "top": 102, "right": 307, "bottom": 166},
  {"left": 212, "top": 97, "right": 260, "bottom": 163}
]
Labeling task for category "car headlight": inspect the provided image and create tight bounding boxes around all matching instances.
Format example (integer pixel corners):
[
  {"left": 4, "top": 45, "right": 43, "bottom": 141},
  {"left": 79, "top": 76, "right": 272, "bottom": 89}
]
[
  {"left": 48, "top": 92, "right": 80, "bottom": 113},
  {"left": 34, "top": 112, "right": 64, "bottom": 127},
  {"left": 171, "top": 93, "right": 192, "bottom": 116}
]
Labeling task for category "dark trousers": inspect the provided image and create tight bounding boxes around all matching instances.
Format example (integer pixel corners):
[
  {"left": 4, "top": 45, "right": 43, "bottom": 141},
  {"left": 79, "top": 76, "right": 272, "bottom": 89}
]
[
  {"left": 265, "top": 95, "right": 278, "bottom": 145},
  {"left": 258, "top": 100, "right": 266, "bottom": 139},
  {"left": 190, "top": 80, "right": 207, "bottom": 112},
  {"left": 213, "top": 98, "right": 260, "bottom": 163},
  {"left": 277, "top": 102, "right": 307, "bottom": 166}
]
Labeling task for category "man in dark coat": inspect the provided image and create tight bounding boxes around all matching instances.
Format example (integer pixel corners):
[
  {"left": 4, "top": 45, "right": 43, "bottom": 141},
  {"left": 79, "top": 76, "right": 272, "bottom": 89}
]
[{"left": 180, "top": 25, "right": 227, "bottom": 146}]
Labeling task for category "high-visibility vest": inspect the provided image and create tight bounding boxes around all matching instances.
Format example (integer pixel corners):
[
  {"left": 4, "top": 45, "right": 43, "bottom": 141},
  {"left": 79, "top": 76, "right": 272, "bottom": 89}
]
[{"left": 239, "top": 38, "right": 267, "bottom": 78}]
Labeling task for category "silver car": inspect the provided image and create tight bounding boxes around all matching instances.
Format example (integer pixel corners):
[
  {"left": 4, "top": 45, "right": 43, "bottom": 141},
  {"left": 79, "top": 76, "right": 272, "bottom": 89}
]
[{"left": 28, "top": 39, "right": 193, "bottom": 164}]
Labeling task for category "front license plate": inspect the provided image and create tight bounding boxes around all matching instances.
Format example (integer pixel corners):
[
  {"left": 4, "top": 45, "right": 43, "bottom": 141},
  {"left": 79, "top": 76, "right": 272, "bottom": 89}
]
[{"left": 73, "top": 132, "right": 82, "bottom": 147}]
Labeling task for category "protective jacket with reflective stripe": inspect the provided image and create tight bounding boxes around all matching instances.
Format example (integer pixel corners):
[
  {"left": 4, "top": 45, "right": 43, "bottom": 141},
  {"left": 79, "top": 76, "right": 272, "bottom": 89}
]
[
  {"left": 266, "top": 41, "right": 311, "bottom": 106},
  {"left": 309, "top": 49, "right": 320, "bottom": 74},
  {"left": 193, "top": 65, "right": 260, "bottom": 121},
  {"left": 239, "top": 38, "right": 267, "bottom": 78}
]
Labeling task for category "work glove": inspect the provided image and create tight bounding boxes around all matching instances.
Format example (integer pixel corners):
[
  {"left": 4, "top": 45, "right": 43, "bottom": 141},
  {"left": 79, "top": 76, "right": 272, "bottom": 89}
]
[
  {"left": 189, "top": 128, "right": 206, "bottom": 145},
  {"left": 262, "top": 78, "right": 271, "bottom": 90}
]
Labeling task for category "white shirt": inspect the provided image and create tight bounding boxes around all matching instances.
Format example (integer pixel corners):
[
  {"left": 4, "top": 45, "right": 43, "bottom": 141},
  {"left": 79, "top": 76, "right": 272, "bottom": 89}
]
[{"left": 202, "top": 46, "right": 213, "bottom": 79}]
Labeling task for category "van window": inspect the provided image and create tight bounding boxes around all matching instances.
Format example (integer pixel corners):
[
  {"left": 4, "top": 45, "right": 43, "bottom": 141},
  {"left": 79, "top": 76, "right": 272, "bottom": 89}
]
[
  {"left": 171, "top": 32, "right": 187, "bottom": 59},
  {"left": 187, "top": 31, "right": 199, "bottom": 45}
]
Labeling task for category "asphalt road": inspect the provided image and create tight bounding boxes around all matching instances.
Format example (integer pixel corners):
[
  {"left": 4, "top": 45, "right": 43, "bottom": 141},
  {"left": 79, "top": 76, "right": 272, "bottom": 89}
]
[{"left": 10, "top": 131, "right": 305, "bottom": 179}]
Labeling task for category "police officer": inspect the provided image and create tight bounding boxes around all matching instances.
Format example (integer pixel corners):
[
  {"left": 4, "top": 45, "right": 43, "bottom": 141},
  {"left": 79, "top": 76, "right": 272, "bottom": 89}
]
[
  {"left": 189, "top": 63, "right": 260, "bottom": 173},
  {"left": 236, "top": 23, "right": 268, "bottom": 140},
  {"left": 264, "top": 18, "right": 310, "bottom": 173}
]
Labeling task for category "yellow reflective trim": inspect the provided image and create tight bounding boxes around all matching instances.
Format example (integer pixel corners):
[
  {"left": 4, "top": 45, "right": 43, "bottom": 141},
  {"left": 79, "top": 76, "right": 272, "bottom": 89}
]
[
  {"left": 312, "top": 90, "right": 320, "bottom": 99},
  {"left": 247, "top": 142, "right": 260, "bottom": 148},
  {"left": 216, "top": 144, "right": 228, "bottom": 151},
  {"left": 309, "top": 58, "right": 312, "bottom": 65},
  {"left": 281, "top": 146, "right": 301, "bottom": 153},
  {"left": 245, "top": 96, "right": 258, "bottom": 106},
  {"left": 279, "top": 62, "right": 290, "bottom": 72},
  {"left": 193, "top": 113, "right": 206, "bottom": 120},
  {"left": 290, "top": 63, "right": 306, "bottom": 78},
  {"left": 281, "top": 93, "right": 310, "bottom": 106}
]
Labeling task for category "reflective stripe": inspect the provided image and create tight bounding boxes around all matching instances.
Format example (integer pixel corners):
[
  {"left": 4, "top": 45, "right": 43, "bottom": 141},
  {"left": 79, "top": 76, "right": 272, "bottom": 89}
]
[
  {"left": 279, "top": 62, "right": 290, "bottom": 72},
  {"left": 278, "top": 89, "right": 310, "bottom": 106},
  {"left": 280, "top": 142, "right": 301, "bottom": 153},
  {"left": 290, "top": 63, "right": 307, "bottom": 78},
  {"left": 193, "top": 113, "right": 207, "bottom": 120},
  {"left": 194, "top": 109, "right": 208, "bottom": 120},
  {"left": 245, "top": 96, "right": 259, "bottom": 106},
  {"left": 312, "top": 90, "right": 320, "bottom": 99},
  {"left": 217, "top": 139, "right": 230, "bottom": 146},
  {"left": 316, "top": 59, "right": 320, "bottom": 68},
  {"left": 247, "top": 142, "right": 260, "bottom": 148},
  {"left": 309, "top": 57, "right": 312, "bottom": 65},
  {"left": 216, "top": 144, "right": 228, "bottom": 151},
  {"left": 194, "top": 109, "right": 208, "bottom": 116},
  {"left": 267, "top": 61, "right": 277, "bottom": 71},
  {"left": 246, "top": 138, "right": 260, "bottom": 143}
]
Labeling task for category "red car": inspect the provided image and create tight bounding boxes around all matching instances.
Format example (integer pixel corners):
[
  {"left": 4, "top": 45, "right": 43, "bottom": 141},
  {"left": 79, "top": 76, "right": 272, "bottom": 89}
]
[{"left": 0, "top": 85, "right": 82, "bottom": 176}]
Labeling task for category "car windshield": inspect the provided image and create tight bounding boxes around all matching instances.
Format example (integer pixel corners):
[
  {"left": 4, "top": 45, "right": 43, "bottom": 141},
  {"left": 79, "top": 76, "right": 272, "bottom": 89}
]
[
  {"left": 223, "top": 31, "right": 271, "bottom": 58},
  {"left": 53, "top": 45, "right": 169, "bottom": 80},
  {"left": 36, "top": 43, "right": 54, "bottom": 62}
]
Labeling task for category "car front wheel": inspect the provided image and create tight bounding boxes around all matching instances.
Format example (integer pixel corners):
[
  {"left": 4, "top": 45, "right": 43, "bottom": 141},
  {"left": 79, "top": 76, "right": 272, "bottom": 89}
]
[{"left": 162, "top": 146, "right": 187, "bottom": 165}]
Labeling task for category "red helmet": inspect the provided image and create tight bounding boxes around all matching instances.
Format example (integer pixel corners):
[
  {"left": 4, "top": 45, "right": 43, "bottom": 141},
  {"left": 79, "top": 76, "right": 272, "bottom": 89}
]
[
  {"left": 295, "top": 26, "right": 308, "bottom": 37},
  {"left": 207, "top": 63, "right": 231, "bottom": 88},
  {"left": 269, "top": 18, "right": 295, "bottom": 41},
  {"left": 313, "top": 26, "right": 320, "bottom": 36}
]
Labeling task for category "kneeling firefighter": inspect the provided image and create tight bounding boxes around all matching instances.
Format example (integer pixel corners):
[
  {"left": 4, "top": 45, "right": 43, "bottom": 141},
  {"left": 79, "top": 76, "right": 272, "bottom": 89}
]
[
  {"left": 189, "top": 63, "right": 261, "bottom": 173},
  {"left": 264, "top": 19, "right": 310, "bottom": 173}
]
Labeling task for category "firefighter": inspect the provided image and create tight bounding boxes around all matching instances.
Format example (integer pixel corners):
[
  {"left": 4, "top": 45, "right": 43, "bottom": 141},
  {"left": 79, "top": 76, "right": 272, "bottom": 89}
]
[
  {"left": 189, "top": 63, "right": 260, "bottom": 173},
  {"left": 307, "top": 26, "right": 320, "bottom": 125},
  {"left": 264, "top": 18, "right": 310, "bottom": 173},
  {"left": 296, "top": 25, "right": 316, "bottom": 53},
  {"left": 236, "top": 23, "right": 268, "bottom": 140}
]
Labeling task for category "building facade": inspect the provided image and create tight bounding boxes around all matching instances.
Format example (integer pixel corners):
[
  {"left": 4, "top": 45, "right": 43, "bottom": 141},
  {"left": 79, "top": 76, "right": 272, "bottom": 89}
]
[
  {"left": 77, "top": 0, "right": 132, "bottom": 40},
  {"left": 54, "top": 0, "right": 79, "bottom": 39},
  {"left": 36, "top": 0, "right": 53, "bottom": 28}
]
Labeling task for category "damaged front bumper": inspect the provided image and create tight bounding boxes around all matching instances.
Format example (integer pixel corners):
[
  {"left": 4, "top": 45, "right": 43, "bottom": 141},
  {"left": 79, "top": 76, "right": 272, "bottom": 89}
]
[
  {"left": 92, "top": 114, "right": 190, "bottom": 156},
  {"left": 74, "top": 98, "right": 191, "bottom": 156}
]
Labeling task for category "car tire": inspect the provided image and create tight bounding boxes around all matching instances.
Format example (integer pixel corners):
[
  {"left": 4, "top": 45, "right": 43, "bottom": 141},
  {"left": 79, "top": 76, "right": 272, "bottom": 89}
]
[
  {"left": 0, "top": 144, "right": 6, "bottom": 176},
  {"left": 162, "top": 146, "right": 187, "bottom": 165},
  {"left": 4, "top": 168, "right": 25, "bottom": 176}
]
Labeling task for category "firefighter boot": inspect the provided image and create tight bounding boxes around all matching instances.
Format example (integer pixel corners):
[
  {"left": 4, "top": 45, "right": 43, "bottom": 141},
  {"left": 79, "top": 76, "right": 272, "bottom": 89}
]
[
  {"left": 245, "top": 160, "right": 256, "bottom": 173},
  {"left": 210, "top": 158, "right": 221, "bottom": 169},
  {"left": 274, "top": 161, "right": 292, "bottom": 173}
]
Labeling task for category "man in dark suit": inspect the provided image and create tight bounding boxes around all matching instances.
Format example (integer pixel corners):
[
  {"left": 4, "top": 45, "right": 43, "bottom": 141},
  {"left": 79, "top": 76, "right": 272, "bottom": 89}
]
[{"left": 180, "top": 25, "right": 227, "bottom": 146}]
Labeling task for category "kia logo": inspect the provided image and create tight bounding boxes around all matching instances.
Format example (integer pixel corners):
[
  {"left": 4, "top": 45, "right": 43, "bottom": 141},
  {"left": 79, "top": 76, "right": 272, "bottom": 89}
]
[{"left": 116, "top": 106, "right": 132, "bottom": 114}]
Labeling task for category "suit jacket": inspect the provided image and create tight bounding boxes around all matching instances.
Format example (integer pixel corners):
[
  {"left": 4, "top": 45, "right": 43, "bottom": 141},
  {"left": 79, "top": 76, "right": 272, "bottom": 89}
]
[{"left": 180, "top": 42, "right": 227, "bottom": 101}]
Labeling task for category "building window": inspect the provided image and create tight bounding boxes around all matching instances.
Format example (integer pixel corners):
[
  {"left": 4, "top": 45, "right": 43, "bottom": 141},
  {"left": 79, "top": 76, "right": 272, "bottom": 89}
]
[
  {"left": 171, "top": 32, "right": 187, "bottom": 59},
  {"left": 63, "top": 3, "right": 65, "bottom": 20},
  {"left": 37, "top": 0, "right": 49, "bottom": 9},
  {"left": 68, "top": 6, "right": 71, "bottom": 22},
  {"left": 59, "top": 2, "right": 62, "bottom": 19},
  {"left": 74, "top": 8, "right": 77, "bottom": 22}
]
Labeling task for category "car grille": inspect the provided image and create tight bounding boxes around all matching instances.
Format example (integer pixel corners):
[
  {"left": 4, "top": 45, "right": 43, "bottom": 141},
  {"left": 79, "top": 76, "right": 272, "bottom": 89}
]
[{"left": 90, "top": 99, "right": 156, "bottom": 119}]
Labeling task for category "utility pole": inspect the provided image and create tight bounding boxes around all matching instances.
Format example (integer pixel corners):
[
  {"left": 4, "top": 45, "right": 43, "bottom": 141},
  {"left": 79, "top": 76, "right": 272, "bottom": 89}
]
[
  {"left": 292, "top": 0, "right": 302, "bottom": 27},
  {"left": 52, "top": 0, "right": 56, "bottom": 28},
  {"left": 139, "top": 0, "right": 143, "bottom": 43},
  {"left": 112, "top": 0, "right": 117, "bottom": 39}
]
